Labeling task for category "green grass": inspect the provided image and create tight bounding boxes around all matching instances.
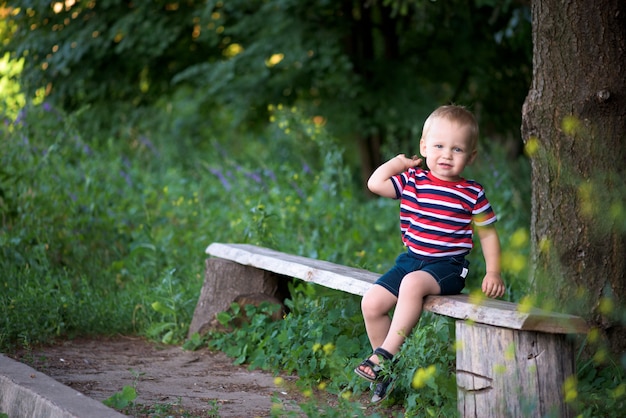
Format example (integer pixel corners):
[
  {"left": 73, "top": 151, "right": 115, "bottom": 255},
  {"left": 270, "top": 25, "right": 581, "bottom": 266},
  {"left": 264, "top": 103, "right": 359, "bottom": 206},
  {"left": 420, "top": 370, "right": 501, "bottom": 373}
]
[{"left": 1, "top": 101, "right": 623, "bottom": 417}]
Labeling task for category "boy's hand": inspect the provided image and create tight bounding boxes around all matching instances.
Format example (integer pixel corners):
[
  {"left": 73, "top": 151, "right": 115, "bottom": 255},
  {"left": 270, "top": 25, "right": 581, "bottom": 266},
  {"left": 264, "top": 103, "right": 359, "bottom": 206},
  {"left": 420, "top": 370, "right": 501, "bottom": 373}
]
[
  {"left": 368, "top": 154, "right": 423, "bottom": 198},
  {"left": 481, "top": 272, "right": 505, "bottom": 299},
  {"left": 396, "top": 154, "right": 422, "bottom": 170}
]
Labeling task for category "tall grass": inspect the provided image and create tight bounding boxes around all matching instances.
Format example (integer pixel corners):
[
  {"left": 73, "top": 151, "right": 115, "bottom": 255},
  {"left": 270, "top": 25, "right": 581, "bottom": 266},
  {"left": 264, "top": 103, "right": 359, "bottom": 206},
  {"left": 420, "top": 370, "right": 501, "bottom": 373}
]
[{"left": 1, "top": 101, "right": 622, "bottom": 417}]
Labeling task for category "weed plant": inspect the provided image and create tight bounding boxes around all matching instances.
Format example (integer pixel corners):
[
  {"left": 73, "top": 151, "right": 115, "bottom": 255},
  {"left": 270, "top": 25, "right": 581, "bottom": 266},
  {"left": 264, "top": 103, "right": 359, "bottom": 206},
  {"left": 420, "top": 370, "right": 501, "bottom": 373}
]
[{"left": 1, "top": 101, "right": 624, "bottom": 416}]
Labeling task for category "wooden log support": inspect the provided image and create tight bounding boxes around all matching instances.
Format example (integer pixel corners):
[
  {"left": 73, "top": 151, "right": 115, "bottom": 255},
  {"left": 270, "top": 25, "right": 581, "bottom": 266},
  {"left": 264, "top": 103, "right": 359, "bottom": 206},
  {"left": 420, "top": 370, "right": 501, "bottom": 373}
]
[
  {"left": 195, "top": 243, "right": 589, "bottom": 417},
  {"left": 456, "top": 322, "right": 576, "bottom": 418},
  {"left": 188, "top": 258, "right": 282, "bottom": 337}
]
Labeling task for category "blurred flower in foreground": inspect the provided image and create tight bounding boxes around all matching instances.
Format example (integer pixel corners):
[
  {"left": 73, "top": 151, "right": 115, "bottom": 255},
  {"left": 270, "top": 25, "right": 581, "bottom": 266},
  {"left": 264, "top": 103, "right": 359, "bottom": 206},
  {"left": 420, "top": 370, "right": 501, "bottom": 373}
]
[{"left": 412, "top": 364, "right": 436, "bottom": 389}]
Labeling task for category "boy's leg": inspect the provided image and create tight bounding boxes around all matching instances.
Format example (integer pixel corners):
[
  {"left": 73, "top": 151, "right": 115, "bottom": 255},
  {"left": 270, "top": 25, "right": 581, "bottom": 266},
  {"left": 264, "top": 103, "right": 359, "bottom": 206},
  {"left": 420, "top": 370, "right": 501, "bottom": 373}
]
[
  {"left": 379, "top": 270, "right": 440, "bottom": 354},
  {"left": 361, "top": 284, "right": 398, "bottom": 350},
  {"left": 357, "top": 285, "right": 397, "bottom": 379},
  {"left": 359, "top": 271, "right": 440, "bottom": 378}
]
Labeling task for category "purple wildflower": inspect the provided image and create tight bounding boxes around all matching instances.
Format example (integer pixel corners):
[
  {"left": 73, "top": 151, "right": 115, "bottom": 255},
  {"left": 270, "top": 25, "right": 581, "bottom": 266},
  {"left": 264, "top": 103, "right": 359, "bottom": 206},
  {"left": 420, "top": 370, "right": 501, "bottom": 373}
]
[
  {"left": 14, "top": 108, "right": 25, "bottom": 125},
  {"left": 264, "top": 169, "right": 277, "bottom": 182},
  {"left": 289, "top": 181, "right": 306, "bottom": 199},
  {"left": 119, "top": 170, "right": 133, "bottom": 187},
  {"left": 139, "top": 135, "right": 159, "bottom": 156},
  {"left": 209, "top": 168, "right": 232, "bottom": 190},
  {"left": 246, "top": 171, "right": 263, "bottom": 184}
]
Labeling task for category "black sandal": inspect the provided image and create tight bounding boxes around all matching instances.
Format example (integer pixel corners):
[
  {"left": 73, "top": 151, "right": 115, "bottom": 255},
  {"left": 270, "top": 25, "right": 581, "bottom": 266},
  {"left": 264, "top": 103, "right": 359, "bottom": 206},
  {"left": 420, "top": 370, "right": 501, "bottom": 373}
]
[
  {"left": 354, "top": 347, "right": 394, "bottom": 383},
  {"left": 371, "top": 377, "right": 395, "bottom": 404}
]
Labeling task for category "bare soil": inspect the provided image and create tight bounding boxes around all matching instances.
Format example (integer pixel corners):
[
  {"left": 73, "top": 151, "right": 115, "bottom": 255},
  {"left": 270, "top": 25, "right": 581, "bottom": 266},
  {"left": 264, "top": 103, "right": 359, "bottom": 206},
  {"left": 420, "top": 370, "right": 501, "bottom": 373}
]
[
  {"left": 10, "top": 336, "right": 307, "bottom": 417},
  {"left": 10, "top": 336, "right": 406, "bottom": 417}
]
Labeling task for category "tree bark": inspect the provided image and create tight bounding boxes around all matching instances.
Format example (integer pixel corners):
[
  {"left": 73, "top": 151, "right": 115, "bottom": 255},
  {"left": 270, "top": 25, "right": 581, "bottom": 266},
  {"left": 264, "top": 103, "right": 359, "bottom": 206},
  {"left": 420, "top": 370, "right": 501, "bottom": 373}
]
[{"left": 521, "top": 0, "right": 626, "bottom": 355}]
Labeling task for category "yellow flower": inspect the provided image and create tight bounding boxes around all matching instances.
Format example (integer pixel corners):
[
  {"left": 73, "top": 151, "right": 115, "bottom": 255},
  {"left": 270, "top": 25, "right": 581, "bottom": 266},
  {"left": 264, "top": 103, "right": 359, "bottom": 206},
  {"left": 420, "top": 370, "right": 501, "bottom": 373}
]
[
  {"left": 493, "top": 364, "right": 507, "bottom": 375},
  {"left": 524, "top": 136, "right": 539, "bottom": 156},
  {"left": 598, "top": 297, "right": 614, "bottom": 315},
  {"left": 468, "top": 290, "right": 486, "bottom": 305},
  {"left": 611, "top": 383, "right": 625, "bottom": 399},
  {"left": 587, "top": 328, "right": 600, "bottom": 344},
  {"left": 593, "top": 348, "right": 607, "bottom": 365},
  {"left": 562, "top": 115, "right": 581, "bottom": 136},
  {"left": 312, "top": 343, "right": 322, "bottom": 353},
  {"left": 322, "top": 342, "right": 335, "bottom": 356},
  {"left": 270, "top": 402, "right": 283, "bottom": 413},
  {"left": 563, "top": 376, "right": 578, "bottom": 403},
  {"left": 411, "top": 365, "right": 436, "bottom": 389},
  {"left": 517, "top": 295, "right": 535, "bottom": 314}
]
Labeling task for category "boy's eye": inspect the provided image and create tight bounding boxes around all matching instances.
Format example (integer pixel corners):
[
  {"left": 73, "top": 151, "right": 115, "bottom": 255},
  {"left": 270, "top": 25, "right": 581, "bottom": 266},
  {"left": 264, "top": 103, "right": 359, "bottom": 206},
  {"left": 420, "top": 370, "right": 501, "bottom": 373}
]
[{"left": 454, "top": 147, "right": 463, "bottom": 152}]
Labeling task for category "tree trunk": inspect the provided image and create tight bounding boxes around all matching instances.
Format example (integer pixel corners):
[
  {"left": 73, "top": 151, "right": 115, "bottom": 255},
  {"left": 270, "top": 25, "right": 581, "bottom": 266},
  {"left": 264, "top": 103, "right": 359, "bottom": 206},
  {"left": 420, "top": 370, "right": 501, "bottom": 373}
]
[{"left": 521, "top": 0, "right": 626, "bottom": 355}]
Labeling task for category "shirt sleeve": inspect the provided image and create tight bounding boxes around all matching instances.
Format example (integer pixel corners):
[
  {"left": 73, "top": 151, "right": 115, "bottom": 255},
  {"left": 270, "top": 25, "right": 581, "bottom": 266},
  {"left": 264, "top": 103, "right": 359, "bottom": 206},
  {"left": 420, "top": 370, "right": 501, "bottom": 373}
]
[
  {"left": 390, "top": 175, "right": 402, "bottom": 199},
  {"left": 390, "top": 168, "right": 418, "bottom": 200},
  {"left": 472, "top": 189, "right": 497, "bottom": 226}
]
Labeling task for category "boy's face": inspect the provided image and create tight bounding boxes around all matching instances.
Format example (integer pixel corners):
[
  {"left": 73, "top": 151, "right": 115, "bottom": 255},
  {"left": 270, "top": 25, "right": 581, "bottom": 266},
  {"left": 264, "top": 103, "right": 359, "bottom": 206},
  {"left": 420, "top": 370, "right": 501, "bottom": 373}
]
[{"left": 420, "top": 118, "right": 477, "bottom": 182}]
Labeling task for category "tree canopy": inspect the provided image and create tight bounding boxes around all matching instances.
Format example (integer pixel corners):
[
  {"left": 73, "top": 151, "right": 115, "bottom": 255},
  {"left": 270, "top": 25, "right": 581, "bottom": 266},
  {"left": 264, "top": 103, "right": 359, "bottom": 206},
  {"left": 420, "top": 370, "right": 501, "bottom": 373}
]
[{"left": 3, "top": 0, "right": 531, "bottom": 169}]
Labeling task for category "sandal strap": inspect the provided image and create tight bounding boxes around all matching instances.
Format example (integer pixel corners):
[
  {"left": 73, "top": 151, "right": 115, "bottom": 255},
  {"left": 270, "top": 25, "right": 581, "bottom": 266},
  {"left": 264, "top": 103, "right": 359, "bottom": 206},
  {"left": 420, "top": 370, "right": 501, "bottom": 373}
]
[
  {"left": 361, "top": 358, "right": 380, "bottom": 372},
  {"left": 374, "top": 347, "right": 394, "bottom": 361},
  {"left": 355, "top": 358, "right": 381, "bottom": 381}
]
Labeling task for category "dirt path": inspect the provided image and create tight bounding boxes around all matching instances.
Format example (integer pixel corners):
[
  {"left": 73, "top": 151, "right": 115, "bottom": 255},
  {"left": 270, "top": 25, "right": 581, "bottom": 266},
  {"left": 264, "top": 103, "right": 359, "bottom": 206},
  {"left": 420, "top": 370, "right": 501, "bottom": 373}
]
[{"left": 10, "top": 336, "right": 305, "bottom": 417}]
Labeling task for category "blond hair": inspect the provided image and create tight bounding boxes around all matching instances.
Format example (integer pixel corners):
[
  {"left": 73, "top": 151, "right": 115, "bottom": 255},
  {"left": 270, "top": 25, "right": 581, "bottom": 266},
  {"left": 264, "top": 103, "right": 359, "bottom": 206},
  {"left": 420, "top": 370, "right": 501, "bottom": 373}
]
[{"left": 422, "top": 105, "right": 479, "bottom": 151}]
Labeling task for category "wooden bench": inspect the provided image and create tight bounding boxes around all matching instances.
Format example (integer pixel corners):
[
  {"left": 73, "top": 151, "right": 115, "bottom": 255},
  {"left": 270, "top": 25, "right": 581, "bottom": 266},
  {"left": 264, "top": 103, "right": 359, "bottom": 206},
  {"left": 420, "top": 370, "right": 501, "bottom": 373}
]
[{"left": 190, "top": 243, "right": 588, "bottom": 418}]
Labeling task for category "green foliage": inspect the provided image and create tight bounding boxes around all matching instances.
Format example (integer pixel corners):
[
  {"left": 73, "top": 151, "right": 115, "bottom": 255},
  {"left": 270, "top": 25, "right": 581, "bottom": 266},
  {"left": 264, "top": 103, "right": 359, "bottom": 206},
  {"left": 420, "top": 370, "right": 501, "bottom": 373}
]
[
  {"left": 103, "top": 385, "right": 137, "bottom": 410},
  {"left": 575, "top": 358, "right": 626, "bottom": 417},
  {"left": 145, "top": 269, "right": 195, "bottom": 344},
  {"left": 206, "top": 283, "right": 458, "bottom": 415},
  {"left": 3, "top": 0, "right": 209, "bottom": 109},
  {"left": 0, "top": 102, "right": 202, "bottom": 347},
  {"left": 207, "top": 282, "right": 366, "bottom": 382},
  {"left": 0, "top": 52, "right": 25, "bottom": 120},
  {"left": 3, "top": 0, "right": 531, "bottom": 155}
]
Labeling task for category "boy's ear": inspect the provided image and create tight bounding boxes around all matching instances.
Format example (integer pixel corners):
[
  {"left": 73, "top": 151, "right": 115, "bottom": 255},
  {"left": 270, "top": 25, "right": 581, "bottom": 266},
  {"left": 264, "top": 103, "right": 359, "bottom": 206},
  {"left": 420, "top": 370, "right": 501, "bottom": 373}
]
[
  {"left": 419, "top": 139, "right": 427, "bottom": 157},
  {"left": 468, "top": 149, "right": 478, "bottom": 165}
]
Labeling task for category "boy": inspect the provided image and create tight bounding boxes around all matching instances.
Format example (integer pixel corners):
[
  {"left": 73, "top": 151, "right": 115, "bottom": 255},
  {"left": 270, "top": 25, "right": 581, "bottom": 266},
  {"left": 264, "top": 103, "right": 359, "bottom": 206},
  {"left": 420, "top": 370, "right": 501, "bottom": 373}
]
[{"left": 355, "top": 105, "right": 505, "bottom": 403}]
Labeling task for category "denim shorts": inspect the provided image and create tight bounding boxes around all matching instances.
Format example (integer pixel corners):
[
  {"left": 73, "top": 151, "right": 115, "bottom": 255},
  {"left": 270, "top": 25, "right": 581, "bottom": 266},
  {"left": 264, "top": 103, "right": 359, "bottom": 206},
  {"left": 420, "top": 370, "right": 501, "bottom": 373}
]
[{"left": 374, "top": 251, "right": 469, "bottom": 297}]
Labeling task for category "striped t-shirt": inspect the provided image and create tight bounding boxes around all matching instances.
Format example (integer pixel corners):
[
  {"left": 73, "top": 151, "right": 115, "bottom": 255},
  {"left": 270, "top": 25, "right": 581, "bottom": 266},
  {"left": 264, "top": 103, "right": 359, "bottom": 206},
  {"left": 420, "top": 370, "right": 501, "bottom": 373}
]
[{"left": 390, "top": 167, "right": 497, "bottom": 258}]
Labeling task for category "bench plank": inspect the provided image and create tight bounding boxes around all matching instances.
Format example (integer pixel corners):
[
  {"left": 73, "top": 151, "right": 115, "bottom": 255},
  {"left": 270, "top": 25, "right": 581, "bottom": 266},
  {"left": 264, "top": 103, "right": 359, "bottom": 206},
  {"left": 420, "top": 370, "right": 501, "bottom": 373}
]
[
  {"left": 206, "top": 242, "right": 378, "bottom": 296},
  {"left": 206, "top": 243, "right": 588, "bottom": 334},
  {"left": 423, "top": 295, "right": 588, "bottom": 334}
]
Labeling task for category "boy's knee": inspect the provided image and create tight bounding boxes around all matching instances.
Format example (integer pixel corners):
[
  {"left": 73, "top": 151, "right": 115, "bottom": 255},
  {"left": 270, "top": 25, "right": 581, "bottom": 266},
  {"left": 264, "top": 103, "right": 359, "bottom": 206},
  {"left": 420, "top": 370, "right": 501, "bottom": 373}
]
[
  {"left": 360, "top": 293, "right": 370, "bottom": 311},
  {"left": 399, "top": 272, "right": 440, "bottom": 296},
  {"left": 361, "top": 290, "right": 387, "bottom": 317}
]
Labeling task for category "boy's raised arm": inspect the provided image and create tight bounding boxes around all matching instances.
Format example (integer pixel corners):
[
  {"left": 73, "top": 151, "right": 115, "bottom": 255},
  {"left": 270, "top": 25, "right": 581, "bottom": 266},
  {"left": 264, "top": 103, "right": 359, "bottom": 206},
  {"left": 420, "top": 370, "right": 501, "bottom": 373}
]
[{"left": 368, "top": 154, "right": 421, "bottom": 198}]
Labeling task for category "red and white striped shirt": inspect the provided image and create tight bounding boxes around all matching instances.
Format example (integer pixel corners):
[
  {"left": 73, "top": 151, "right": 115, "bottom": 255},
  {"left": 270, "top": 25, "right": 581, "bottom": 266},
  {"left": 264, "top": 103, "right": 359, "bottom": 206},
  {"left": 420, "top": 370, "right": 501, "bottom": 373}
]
[{"left": 390, "top": 167, "right": 497, "bottom": 258}]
